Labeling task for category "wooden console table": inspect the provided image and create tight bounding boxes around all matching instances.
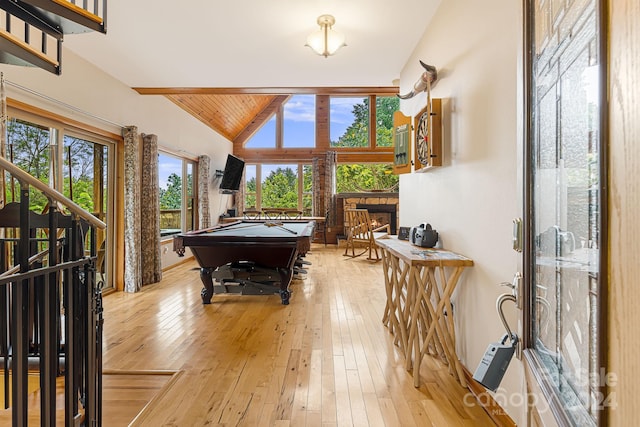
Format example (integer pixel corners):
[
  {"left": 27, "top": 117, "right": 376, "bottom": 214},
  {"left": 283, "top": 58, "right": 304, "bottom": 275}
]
[{"left": 375, "top": 236, "right": 473, "bottom": 387}]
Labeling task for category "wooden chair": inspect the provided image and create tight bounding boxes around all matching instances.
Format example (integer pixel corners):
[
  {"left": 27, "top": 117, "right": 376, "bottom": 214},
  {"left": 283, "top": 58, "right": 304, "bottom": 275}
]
[
  {"left": 343, "top": 208, "right": 390, "bottom": 260},
  {"left": 243, "top": 208, "right": 261, "bottom": 219}
]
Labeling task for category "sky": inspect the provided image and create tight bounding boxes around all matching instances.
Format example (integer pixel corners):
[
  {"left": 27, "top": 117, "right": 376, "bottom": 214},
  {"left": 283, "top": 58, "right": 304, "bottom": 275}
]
[
  {"left": 246, "top": 94, "right": 365, "bottom": 149},
  {"left": 159, "top": 95, "right": 365, "bottom": 189}
]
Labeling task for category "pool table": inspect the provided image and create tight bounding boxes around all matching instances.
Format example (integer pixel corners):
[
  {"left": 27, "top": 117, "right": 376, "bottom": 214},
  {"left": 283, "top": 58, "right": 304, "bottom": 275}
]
[{"left": 173, "top": 220, "right": 315, "bottom": 305}]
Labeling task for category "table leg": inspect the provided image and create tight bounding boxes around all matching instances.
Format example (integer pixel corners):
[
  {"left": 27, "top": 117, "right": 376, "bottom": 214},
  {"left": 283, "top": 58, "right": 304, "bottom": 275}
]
[
  {"left": 199, "top": 267, "right": 214, "bottom": 304},
  {"left": 276, "top": 267, "right": 292, "bottom": 305},
  {"left": 417, "top": 266, "right": 467, "bottom": 387},
  {"left": 385, "top": 252, "right": 411, "bottom": 355}
]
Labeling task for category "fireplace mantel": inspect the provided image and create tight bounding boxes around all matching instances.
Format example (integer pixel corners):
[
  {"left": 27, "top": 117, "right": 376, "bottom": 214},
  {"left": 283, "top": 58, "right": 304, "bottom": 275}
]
[{"left": 336, "top": 192, "right": 399, "bottom": 199}]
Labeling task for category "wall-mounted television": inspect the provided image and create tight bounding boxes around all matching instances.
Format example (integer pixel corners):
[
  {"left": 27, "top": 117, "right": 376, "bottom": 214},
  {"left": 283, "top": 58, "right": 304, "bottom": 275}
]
[{"left": 219, "top": 154, "right": 245, "bottom": 193}]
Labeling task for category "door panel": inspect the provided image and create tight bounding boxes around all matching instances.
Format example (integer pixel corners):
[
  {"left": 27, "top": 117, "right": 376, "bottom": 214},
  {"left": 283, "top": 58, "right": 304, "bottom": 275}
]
[{"left": 524, "top": 0, "right": 606, "bottom": 425}]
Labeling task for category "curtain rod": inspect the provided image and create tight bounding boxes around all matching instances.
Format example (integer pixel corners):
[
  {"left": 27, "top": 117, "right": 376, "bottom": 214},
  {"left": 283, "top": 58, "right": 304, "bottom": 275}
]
[{"left": 5, "top": 79, "right": 125, "bottom": 129}]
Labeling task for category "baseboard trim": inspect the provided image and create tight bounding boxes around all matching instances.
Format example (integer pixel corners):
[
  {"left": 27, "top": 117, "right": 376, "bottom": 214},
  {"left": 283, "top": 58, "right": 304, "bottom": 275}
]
[{"left": 462, "top": 366, "right": 517, "bottom": 427}]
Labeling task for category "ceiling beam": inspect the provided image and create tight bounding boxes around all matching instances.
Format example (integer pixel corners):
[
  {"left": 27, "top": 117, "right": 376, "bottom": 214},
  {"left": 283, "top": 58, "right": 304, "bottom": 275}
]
[{"left": 133, "top": 87, "right": 399, "bottom": 96}]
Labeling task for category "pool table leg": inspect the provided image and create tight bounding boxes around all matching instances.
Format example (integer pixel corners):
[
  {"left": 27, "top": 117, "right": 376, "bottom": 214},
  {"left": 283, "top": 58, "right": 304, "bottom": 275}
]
[
  {"left": 277, "top": 267, "right": 293, "bottom": 305},
  {"left": 200, "top": 267, "right": 214, "bottom": 304}
]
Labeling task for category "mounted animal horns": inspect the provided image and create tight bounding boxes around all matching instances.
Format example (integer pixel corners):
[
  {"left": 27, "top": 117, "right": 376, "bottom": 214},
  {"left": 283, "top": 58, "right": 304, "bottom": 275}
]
[{"left": 397, "top": 60, "right": 438, "bottom": 100}]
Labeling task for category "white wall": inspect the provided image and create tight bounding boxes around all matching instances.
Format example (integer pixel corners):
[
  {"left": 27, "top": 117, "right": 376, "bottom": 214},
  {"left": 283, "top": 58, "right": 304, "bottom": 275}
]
[
  {"left": 398, "top": 1, "right": 524, "bottom": 423},
  {"left": 0, "top": 48, "right": 233, "bottom": 269}
]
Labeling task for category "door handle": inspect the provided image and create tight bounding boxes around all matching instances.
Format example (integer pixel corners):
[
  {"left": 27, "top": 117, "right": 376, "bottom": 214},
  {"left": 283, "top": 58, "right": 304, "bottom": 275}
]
[
  {"left": 512, "top": 217, "right": 523, "bottom": 252},
  {"left": 500, "top": 272, "right": 522, "bottom": 310}
]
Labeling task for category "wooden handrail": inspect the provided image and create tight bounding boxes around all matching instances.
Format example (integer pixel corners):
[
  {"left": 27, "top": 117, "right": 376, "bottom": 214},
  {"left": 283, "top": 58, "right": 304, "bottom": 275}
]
[
  {"left": 0, "top": 156, "right": 106, "bottom": 229},
  {"left": 0, "top": 244, "right": 55, "bottom": 278}
]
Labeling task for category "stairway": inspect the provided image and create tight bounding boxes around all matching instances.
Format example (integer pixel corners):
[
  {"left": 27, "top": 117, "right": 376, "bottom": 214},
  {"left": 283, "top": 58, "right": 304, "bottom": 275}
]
[{"left": 0, "top": 0, "right": 106, "bottom": 74}]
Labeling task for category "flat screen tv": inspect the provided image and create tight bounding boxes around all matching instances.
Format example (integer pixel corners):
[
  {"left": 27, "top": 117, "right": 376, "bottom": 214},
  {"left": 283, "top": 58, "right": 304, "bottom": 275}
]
[{"left": 219, "top": 154, "right": 245, "bottom": 192}]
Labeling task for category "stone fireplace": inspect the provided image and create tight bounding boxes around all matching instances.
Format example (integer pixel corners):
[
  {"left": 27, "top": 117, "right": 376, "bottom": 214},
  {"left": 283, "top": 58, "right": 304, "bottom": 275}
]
[{"left": 336, "top": 192, "right": 399, "bottom": 236}]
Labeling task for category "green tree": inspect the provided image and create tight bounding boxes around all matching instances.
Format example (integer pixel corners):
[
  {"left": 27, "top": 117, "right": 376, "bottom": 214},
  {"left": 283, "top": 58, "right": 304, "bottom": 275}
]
[
  {"left": 333, "top": 100, "right": 369, "bottom": 147},
  {"left": 6, "top": 119, "right": 51, "bottom": 211},
  {"left": 64, "top": 136, "right": 101, "bottom": 213},
  {"left": 245, "top": 176, "right": 257, "bottom": 208},
  {"left": 375, "top": 96, "right": 400, "bottom": 147},
  {"left": 332, "top": 96, "right": 399, "bottom": 148},
  {"left": 159, "top": 173, "right": 183, "bottom": 209},
  {"left": 261, "top": 167, "right": 298, "bottom": 208},
  {"left": 302, "top": 164, "right": 313, "bottom": 214},
  {"left": 336, "top": 164, "right": 398, "bottom": 193}
]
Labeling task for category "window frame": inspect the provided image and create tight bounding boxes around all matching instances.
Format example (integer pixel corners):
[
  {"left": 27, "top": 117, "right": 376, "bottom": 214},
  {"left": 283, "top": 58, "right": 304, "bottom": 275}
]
[
  {"left": 158, "top": 149, "right": 198, "bottom": 240},
  {"left": 5, "top": 106, "right": 118, "bottom": 291},
  {"left": 244, "top": 162, "right": 310, "bottom": 213}
]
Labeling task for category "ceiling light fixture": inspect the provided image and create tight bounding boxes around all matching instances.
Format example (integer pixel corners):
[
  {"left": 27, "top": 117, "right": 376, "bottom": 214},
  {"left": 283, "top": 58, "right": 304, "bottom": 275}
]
[{"left": 306, "top": 14, "right": 346, "bottom": 58}]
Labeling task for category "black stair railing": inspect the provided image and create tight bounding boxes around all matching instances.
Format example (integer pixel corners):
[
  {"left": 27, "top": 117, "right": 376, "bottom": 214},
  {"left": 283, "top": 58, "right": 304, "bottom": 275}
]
[
  {"left": 0, "top": 156, "right": 105, "bottom": 426},
  {"left": 0, "top": 0, "right": 107, "bottom": 74}
]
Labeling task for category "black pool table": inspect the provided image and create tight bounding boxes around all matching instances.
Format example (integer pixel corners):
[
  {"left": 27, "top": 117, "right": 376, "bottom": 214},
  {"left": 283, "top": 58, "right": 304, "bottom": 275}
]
[{"left": 173, "top": 220, "right": 315, "bottom": 305}]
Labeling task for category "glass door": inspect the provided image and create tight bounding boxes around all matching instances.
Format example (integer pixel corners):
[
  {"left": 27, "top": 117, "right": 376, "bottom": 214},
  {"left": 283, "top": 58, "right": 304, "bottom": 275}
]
[{"left": 523, "top": 0, "right": 607, "bottom": 425}]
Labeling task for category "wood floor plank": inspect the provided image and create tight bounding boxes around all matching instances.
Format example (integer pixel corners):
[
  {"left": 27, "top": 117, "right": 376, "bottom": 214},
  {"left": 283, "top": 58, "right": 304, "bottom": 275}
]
[{"left": 89, "top": 244, "right": 498, "bottom": 426}]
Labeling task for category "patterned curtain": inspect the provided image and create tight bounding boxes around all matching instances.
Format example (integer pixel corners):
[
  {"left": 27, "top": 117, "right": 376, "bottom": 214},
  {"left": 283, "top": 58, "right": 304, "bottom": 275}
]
[
  {"left": 198, "top": 155, "right": 211, "bottom": 228},
  {"left": 123, "top": 126, "right": 142, "bottom": 292},
  {"left": 0, "top": 74, "right": 6, "bottom": 209},
  {"left": 235, "top": 168, "right": 245, "bottom": 216},
  {"left": 140, "top": 133, "right": 162, "bottom": 285},
  {"left": 325, "top": 151, "right": 338, "bottom": 226}
]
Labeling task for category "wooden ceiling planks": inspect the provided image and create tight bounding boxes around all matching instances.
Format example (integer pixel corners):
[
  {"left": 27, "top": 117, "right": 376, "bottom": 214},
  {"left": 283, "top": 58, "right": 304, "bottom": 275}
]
[
  {"left": 165, "top": 93, "right": 277, "bottom": 141},
  {"left": 135, "top": 87, "right": 399, "bottom": 158}
]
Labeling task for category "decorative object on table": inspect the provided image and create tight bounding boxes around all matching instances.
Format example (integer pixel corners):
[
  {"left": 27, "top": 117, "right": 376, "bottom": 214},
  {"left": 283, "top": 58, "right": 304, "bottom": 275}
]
[
  {"left": 409, "top": 223, "right": 438, "bottom": 248},
  {"left": 397, "top": 226, "right": 411, "bottom": 240}
]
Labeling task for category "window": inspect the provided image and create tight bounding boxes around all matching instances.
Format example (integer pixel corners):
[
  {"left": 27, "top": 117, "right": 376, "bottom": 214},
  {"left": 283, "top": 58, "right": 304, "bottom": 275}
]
[
  {"left": 283, "top": 95, "right": 315, "bottom": 148},
  {"left": 375, "top": 96, "right": 400, "bottom": 147},
  {"left": 158, "top": 152, "right": 197, "bottom": 237},
  {"left": 62, "top": 134, "right": 108, "bottom": 218},
  {"left": 243, "top": 163, "right": 311, "bottom": 212},
  {"left": 6, "top": 119, "right": 52, "bottom": 211},
  {"left": 261, "top": 164, "right": 298, "bottom": 208},
  {"left": 5, "top": 114, "right": 116, "bottom": 290},
  {"left": 526, "top": 0, "right": 605, "bottom": 424},
  {"left": 302, "top": 164, "right": 312, "bottom": 215},
  {"left": 336, "top": 164, "right": 398, "bottom": 193},
  {"left": 245, "top": 114, "right": 276, "bottom": 148},
  {"left": 244, "top": 164, "right": 257, "bottom": 209},
  {"left": 330, "top": 96, "right": 369, "bottom": 147}
]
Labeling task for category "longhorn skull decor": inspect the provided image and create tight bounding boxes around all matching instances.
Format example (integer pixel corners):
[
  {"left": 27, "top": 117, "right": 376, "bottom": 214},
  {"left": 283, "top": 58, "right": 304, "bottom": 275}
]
[{"left": 397, "top": 60, "right": 438, "bottom": 100}]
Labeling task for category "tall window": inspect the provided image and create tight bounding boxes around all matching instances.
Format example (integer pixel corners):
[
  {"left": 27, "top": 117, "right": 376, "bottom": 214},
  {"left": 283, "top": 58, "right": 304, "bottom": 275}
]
[
  {"left": 302, "top": 164, "right": 312, "bottom": 215},
  {"left": 261, "top": 164, "right": 298, "bottom": 208},
  {"left": 244, "top": 164, "right": 257, "bottom": 209},
  {"left": 158, "top": 152, "right": 197, "bottom": 237},
  {"left": 283, "top": 95, "right": 315, "bottom": 148},
  {"left": 526, "top": 0, "right": 605, "bottom": 424},
  {"left": 243, "top": 163, "right": 311, "bottom": 212},
  {"left": 5, "top": 114, "right": 115, "bottom": 289},
  {"left": 6, "top": 119, "right": 51, "bottom": 210},
  {"left": 375, "top": 96, "right": 400, "bottom": 147},
  {"left": 330, "top": 96, "right": 369, "bottom": 147}
]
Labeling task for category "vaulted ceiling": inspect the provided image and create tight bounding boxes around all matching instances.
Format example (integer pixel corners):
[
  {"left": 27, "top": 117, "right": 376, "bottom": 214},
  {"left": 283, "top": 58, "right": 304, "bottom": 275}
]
[{"left": 64, "top": 0, "right": 441, "bottom": 140}]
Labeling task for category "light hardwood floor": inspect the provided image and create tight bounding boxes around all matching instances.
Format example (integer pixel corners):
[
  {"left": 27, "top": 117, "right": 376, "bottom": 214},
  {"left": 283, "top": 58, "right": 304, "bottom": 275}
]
[{"left": 101, "top": 244, "right": 495, "bottom": 426}]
